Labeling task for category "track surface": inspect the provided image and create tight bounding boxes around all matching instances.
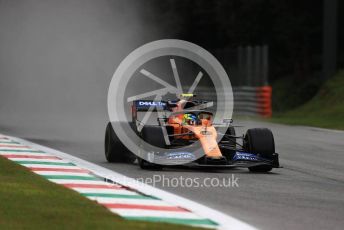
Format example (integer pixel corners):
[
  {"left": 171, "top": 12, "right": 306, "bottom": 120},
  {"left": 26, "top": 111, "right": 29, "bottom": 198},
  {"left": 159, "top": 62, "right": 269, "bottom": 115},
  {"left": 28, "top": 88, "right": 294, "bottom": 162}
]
[{"left": 2, "top": 120, "right": 344, "bottom": 230}]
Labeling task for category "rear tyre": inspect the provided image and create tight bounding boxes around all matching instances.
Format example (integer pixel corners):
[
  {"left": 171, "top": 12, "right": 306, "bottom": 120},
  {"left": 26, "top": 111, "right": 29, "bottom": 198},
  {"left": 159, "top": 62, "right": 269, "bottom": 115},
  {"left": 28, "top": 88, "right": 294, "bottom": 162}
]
[
  {"left": 244, "top": 128, "right": 275, "bottom": 172},
  {"left": 225, "top": 126, "right": 236, "bottom": 147},
  {"left": 141, "top": 125, "right": 166, "bottom": 148},
  {"left": 104, "top": 122, "right": 136, "bottom": 163},
  {"left": 138, "top": 125, "right": 165, "bottom": 170},
  {"left": 226, "top": 126, "right": 236, "bottom": 136},
  {"left": 138, "top": 158, "right": 163, "bottom": 170},
  {"left": 220, "top": 126, "right": 236, "bottom": 160}
]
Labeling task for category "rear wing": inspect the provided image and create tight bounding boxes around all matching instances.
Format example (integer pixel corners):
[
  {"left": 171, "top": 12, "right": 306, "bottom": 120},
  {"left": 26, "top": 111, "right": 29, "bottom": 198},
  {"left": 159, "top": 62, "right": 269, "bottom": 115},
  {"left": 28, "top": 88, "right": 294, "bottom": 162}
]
[
  {"left": 131, "top": 98, "right": 212, "bottom": 122},
  {"left": 132, "top": 100, "right": 168, "bottom": 122},
  {"left": 132, "top": 100, "right": 167, "bottom": 112}
]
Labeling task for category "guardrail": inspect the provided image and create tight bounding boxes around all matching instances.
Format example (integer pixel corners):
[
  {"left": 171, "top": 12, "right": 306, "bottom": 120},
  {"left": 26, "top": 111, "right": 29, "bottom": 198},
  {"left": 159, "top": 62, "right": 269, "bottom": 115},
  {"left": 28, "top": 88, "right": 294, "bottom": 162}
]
[{"left": 233, "top": 86, "right": 272, "bottom": 117}]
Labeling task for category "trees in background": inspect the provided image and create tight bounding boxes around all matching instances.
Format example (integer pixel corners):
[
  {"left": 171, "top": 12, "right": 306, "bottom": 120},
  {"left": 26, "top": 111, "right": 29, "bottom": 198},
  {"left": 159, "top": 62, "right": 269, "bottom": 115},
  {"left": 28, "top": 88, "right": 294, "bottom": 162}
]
[{"left": 144, "top": 0, "right": 332, "bottom": 83}]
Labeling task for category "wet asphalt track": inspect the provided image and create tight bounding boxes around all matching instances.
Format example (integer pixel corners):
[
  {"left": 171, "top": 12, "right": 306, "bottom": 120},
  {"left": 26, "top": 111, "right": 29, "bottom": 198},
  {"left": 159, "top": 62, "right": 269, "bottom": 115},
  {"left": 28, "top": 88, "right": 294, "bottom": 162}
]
[{"left": 1, "top": 119, "right": 344, "bottom": 230}]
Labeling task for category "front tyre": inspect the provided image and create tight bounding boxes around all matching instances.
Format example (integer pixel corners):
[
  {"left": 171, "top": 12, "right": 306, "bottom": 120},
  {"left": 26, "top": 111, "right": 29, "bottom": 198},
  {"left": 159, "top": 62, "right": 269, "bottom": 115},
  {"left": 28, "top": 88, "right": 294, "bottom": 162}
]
[{"left": 244, "top": 128, "right": 275, "bottom": 172}]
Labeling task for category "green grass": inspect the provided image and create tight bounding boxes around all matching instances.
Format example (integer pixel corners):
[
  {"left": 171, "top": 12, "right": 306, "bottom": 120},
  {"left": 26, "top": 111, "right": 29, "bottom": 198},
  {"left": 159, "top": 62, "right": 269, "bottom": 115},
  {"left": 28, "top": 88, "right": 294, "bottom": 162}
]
[
  {"left": 270, "top": 70, "right": 344, "bottom": 130},
  {"left": 271, "top": 75, "right": 320, "bottom": 112},
  {"left": 0, "top": 157, "right": 200, "bottom": 230}
]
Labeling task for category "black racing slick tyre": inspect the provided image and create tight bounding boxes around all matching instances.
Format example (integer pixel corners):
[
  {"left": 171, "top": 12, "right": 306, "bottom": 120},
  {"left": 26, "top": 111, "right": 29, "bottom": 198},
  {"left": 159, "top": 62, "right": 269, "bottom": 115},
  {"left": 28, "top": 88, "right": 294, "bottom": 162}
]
[
  {"left": 104, "top": 122, "right": 136, "bottom": 163},
  {"left": 141, "top": 125, "right": 167, "bottom": 148},
  {"left": 226, "top": 126, "right": 236, "bottom": 136},
  {"left": 138, "top": 125, "right": 165, "bottom": 170},
  {"left": 219, "top": 126, "right": 236, "bottom": 142},
  {"left": 244, "top": 128, "right": 275, "bottom": 172},
  {"left": 219, "top": 126, "right": 236, "bottom": 160},
  {"left": 138, "top": 158, "right": 163, "bottom": 170},
  {"left": 225, "top": 126, "right": 236, "bottom": 146}
]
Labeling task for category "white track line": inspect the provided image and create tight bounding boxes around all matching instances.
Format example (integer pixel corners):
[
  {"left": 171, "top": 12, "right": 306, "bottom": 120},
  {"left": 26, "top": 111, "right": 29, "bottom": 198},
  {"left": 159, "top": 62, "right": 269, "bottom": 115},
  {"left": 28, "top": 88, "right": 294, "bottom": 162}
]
[
  {"left": 89, "top": 198, "right": 173, "bottom": 206},
  {"left": 47, "top": 179, "right": 106, "bottom": 185},
  {"left": 73, "top": 188, "right": 138, "bottom": 195},
  {"left": 110, "top": 209, "right": 202, "bottom": 219},
  {"left": 9, "top": 135, "right": 257, "bottom": 230},
  {"left": 12, "top": 158, "right": 73, "bottom": 163},
  {"left": 0, "top": 146, "right": 34, "bottom": 150},
  {"left": 0, "top": 152, "right": 49, "bottom": 156},
  {"left": 33, "top": 172, "right": 92, "bottom": 176},
  {"left": 16, "top": 164, "right": 82, "bottom": 169}
]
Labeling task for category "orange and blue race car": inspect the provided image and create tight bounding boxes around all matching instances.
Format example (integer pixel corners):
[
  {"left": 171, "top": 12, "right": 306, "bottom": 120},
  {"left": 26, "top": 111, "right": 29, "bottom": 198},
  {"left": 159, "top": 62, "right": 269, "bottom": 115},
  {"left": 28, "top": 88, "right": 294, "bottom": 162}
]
[{"left": 105, "top": 94, "right": 280, "bottom": 172}]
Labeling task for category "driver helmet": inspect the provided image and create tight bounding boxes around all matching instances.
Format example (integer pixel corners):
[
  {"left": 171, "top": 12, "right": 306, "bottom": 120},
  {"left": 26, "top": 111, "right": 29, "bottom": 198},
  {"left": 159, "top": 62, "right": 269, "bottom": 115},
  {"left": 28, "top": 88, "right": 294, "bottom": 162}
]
[{"left": 183, "top": 113, "right": 197, "bottom": 125}]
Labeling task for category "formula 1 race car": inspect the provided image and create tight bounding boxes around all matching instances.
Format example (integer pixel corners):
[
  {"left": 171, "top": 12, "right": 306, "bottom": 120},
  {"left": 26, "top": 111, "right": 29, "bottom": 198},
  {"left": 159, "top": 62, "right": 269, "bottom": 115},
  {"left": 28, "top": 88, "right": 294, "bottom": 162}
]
[{"left": 105, "top": 94, "right": 280, "bottom": 172}]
